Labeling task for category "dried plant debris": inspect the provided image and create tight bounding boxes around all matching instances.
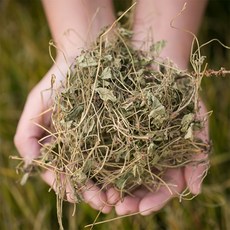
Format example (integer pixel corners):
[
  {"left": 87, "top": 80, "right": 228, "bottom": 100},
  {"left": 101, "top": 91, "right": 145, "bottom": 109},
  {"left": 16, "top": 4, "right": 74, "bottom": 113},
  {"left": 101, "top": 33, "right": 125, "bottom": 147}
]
[{"left": 38, "top": 27, "right": 210, "bottom": 203}]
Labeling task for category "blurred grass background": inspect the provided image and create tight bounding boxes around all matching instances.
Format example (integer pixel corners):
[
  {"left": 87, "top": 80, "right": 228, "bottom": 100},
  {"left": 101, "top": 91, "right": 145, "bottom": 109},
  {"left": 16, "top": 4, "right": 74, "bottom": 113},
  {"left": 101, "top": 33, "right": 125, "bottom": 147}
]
[{"left": 0, "top": 0, "right": 230, "bottom": 229}]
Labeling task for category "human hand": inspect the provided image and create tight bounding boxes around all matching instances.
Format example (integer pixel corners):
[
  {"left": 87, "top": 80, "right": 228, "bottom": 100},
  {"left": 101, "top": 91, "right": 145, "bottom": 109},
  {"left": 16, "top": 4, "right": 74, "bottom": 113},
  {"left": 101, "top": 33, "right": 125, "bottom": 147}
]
[
  {"left": 106, "top": 100, "right": 210, "bottom": 216},
  {"left": 14, "top": 56, "right": 112, "bottom": 213}
]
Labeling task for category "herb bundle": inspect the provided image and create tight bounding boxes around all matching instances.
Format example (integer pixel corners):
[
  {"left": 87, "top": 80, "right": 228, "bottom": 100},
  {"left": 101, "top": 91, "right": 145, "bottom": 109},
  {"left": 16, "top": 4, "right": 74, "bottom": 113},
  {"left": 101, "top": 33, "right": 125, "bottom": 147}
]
[{"left": 39, "top": 27, "right": 209, "bottom": 204}]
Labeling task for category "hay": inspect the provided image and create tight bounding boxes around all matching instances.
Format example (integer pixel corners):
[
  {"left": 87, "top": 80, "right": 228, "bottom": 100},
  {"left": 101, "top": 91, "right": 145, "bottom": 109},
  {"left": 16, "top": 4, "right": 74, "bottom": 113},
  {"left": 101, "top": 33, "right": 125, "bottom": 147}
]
[{"left": 38, "top": 26, "right": 210, "bottom": 203}]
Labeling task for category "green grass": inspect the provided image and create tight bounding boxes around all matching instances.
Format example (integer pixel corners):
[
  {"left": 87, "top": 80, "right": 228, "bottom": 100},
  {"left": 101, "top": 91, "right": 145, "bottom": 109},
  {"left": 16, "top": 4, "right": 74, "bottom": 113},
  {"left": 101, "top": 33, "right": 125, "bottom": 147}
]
[{"left": 0, "top": 0, "right": 230, "bottom": 229}]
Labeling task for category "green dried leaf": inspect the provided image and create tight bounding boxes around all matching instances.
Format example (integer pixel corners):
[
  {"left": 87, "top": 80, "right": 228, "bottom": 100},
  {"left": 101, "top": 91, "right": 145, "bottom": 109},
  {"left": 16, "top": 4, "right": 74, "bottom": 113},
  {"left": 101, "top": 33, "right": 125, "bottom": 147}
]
[
  {"left": 102, "top": 80, "right": 110, "bottom": 87},
  {"left": 76, "top": 53, "right": 97, "bottom": 67},
  {"left": 148, "top": 95, "right": 166, "bottom": 122},
  {"left": 149, "top": 105, "right": 166, "bottom": 119},
  {"left": 150, "top": 40, "right": 166, "bottom": 55},
  {"left": 114, "top": 58, "right": 121, "bottom": 68},
  {"left": 184, "top": 124, "right": 194, "bottom": 140},
  {"left": 115, "top": 177, "right": 127, "bottom": 190},
  {"left": 95, "top": 87, "right": 117, "bottom": 102},
  {"left": 147, "top": 142, "right": 156, "bottom": 155},
  {"left": 151, "top": 154, "right": 161, "bottom": 165},
  {"left": 132, "top": 165, "right": 143, "bottom": 184},
  {"left": 66, "top": 105, "right": 84, "bottom": 121},
  {"left": 115, "top": 172, "right": 132, "bottom": 190},
  {"left": 104, "top": 54, "right": 113, "bottom": 61},
  {"left": 101, "top": 67, "right": 113, "bottom": 79},
  {"left": 181, "top": 113, "right": 194, "bottom": 132},
  {"left": 82, "top": 119, "right": 95, "bottom": 134}
]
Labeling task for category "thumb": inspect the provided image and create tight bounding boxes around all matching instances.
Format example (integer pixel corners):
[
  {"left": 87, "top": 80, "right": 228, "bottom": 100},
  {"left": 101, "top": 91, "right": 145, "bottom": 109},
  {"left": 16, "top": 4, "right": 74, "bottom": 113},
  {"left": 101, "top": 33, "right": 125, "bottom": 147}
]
[{"left": 14, "top": 87, "right": 51, "bottom": 165}]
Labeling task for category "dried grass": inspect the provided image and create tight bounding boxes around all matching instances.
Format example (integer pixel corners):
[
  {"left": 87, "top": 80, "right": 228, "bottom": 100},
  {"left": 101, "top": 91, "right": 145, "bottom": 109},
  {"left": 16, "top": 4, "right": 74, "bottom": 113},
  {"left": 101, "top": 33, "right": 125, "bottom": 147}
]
[{"left": 37, "top": 25, "right": 210, "bottom": 204}]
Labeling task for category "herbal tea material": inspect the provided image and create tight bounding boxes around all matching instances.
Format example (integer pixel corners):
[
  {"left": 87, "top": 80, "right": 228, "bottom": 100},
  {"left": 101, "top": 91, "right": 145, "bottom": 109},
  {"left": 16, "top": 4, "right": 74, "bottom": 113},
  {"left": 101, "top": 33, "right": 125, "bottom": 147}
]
[{"left": 39, "top": 27, "right": 210, "bottom": 203}]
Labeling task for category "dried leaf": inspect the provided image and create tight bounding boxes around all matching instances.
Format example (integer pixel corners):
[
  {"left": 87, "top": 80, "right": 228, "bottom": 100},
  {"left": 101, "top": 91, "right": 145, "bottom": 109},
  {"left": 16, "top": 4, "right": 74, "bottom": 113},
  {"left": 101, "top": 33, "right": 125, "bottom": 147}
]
[
  {"left": 148, "top": 95, "right": 166, "bottom": 123},
  {"left": 147, "top": 143, "right": 156, "bottom": 155},
  {"left": 76, "top": 53, "right": 97, "bottom": 67},
  {"left": 66, "top": 105, "right": 84, "bottom": 121},
  {"left": 101, "top": 67, "right": 113, "bottom": 79},
  {"left": 82, "top": 119, "right": 95, "bottom": 134},
  {"left": 184, "top": 124, "right": 194, "bottom": 140},
  {"left": 104, "top": 54, "right": 113, "bottom": 61},
  {"left": 115, "top": 177, "right": 127, "bottom": 190},
  {"left": 181, "top": 113, "right": 194, "bottom": 132},
  {"left": 114, "top": 58, "right": 121, "bottom": 68},
  {"left": 95, "top": 87, "right": 117, "bottom": 102},
  {"left": 150, "top": 40, "right": 166, "bottom": 55},
  {"left": 115, "top": 173, "right": 132, "bottom": 190},
  {"left": 149, "top": 106, "right": 166, "bottom": 119}
]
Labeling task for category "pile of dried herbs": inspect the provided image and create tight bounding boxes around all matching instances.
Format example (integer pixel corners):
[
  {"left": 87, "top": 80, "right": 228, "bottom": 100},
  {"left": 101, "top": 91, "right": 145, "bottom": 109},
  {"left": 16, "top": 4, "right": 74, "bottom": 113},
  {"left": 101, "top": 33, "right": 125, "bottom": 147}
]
[{"left": 39, "top": 27, "right": 209, "bottom": 203}]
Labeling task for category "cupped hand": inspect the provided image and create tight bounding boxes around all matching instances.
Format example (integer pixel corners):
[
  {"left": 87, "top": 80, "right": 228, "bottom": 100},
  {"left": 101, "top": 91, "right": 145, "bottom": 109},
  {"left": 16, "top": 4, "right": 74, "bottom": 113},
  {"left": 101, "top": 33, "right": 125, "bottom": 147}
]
[
  {"left": 106, "top": 100, "right": 210, "bottom": 216},
  {"left": 14, "top": 56, "right": 112, "bottom": 213}
]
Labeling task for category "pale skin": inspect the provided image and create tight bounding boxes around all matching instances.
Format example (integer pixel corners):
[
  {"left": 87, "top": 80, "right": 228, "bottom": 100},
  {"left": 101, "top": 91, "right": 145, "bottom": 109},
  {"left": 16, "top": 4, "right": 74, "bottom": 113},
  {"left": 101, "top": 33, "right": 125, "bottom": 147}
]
[{"left": 14, "top": 0, "right": 209, "bottom": 216}]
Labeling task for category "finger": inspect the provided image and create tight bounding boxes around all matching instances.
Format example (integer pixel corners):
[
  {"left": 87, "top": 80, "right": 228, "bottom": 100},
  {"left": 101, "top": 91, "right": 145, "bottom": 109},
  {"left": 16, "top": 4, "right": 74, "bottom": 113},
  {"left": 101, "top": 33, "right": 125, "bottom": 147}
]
[
  {"left": 42, "top": 170, "right": 112, "bottom": 213},
  {"left": 81, "top": 180, "right": 112, "bottom": 213},
  {"left": 41, "top": 170, "right": 56, "bottom": 187},
  {"left": 115, "top": 195, "right": 140, "bottom": 216},
  {"left": 106, "top": 187, "right": 120, "bottom": 205},
  {"left": 42, "top": 170, "right": 78, "bottom": 203},
  {"left": 139, "top": 168, "right": 185, "bottom": 215},
  {"left": 185, "top": 99, "right": 210, "bottom": 194},
  {"left": 14, "top": 75, "right": 54, "bottom": 165},
  {"left": 42, "top": 170, "right": 79, "bottom": 202},
  {"left": 14, "top": 91, "right": 46, "bottom": 164},
  {"left": 115, "top": 186, "right": 149, "bottom": 215},
  {"left": 184, "top": 153, "right": 209, "bottom": 194}
]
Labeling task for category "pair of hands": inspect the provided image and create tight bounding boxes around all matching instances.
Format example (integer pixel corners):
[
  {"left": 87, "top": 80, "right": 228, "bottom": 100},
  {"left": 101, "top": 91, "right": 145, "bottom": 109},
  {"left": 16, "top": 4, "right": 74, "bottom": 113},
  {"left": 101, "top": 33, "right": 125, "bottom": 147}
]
[{"left": 14, "top": 54, "right": 209, "bottom": 216}]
